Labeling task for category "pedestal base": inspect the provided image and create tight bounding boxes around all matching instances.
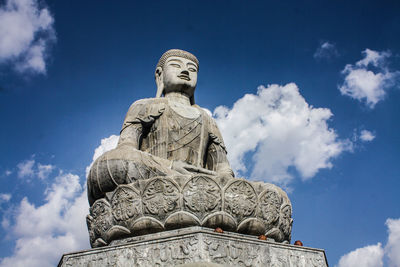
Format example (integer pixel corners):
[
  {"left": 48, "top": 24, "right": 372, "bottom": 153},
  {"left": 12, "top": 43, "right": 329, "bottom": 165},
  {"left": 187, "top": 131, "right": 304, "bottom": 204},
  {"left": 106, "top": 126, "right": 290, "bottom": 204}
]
[{"left": 58, "top": 227, "right": 328, "bottom": 267}]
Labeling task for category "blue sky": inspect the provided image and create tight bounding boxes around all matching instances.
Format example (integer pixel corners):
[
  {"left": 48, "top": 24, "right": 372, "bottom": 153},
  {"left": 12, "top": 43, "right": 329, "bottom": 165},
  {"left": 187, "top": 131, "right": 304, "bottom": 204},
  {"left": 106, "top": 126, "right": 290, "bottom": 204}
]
[{"left": 0, "top": 0, "right": 399, "bottom": 266}]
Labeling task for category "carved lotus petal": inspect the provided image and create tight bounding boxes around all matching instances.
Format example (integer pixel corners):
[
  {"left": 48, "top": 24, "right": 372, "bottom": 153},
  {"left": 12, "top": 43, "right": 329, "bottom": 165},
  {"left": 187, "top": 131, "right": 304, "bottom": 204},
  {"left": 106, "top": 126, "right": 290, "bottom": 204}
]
[
  {"left": 224, "top": 180, "right": 257, "bottom": 222},
  {"left": 142, "top": 178, "right": 180, "bottom": 220},
  {"left": 257, "top": 189, "right": 282, "bottom": 228},
  {"left": 111, "top": 185, "right": 142, "bottom": 224},
  {"left": 182, "top": 175, "right": 222, "bottom": 220},
  {"left": 88, "top": 198, "right": 113, "bottom": 246}
]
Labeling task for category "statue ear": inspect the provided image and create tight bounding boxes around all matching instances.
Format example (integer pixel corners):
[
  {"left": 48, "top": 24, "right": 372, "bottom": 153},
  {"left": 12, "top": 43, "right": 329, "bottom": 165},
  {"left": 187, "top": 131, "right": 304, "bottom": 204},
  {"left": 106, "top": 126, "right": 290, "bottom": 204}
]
[
  {"left": 155, "top": 67, "right": 162, "bottom": 77},
  {"left": 155, "top": 67, "right": 164, "bottom": 98}
]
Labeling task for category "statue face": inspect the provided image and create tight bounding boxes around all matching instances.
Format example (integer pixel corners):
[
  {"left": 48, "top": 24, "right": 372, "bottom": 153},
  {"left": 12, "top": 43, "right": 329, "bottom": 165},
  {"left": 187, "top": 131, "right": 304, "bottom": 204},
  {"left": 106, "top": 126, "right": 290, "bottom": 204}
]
[{"left": 161, "top": 56, "right": 198, "bottom": 97}]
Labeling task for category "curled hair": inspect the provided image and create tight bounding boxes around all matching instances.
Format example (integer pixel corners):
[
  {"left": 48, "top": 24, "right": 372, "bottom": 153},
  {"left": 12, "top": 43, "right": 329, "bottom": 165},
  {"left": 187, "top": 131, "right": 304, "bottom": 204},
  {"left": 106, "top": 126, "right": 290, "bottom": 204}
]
[{"left": 156, "top": 49, "right": 199, "bottom": 70}]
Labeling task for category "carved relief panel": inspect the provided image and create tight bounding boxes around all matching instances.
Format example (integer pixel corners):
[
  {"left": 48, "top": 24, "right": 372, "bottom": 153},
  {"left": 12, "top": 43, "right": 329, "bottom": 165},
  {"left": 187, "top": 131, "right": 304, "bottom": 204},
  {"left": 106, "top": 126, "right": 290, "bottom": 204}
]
[
  {"left": 258, "top": 189, "right": 282, "bottom": 229},
  {"left": 224, "top": 180, "right": 257, "bottom": 222},
  {"left": 86, "top": 198, "right": 113, "bottom": 245},
  {"left": 142, "top": 178, "right": 180, "bottom": 219},
  {"left": 111, "top": 185, "right": 142, "bottom": 224},
  {"left": 183, "top": 175, "right": 222, "bottom": 220}
]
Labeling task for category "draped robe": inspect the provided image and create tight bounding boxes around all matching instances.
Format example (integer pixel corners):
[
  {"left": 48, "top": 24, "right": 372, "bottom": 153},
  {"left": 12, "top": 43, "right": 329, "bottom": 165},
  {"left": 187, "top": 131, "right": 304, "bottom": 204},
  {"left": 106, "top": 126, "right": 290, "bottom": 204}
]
[{"left": 87, "top": 98, "right": 233, "bottom": 205}]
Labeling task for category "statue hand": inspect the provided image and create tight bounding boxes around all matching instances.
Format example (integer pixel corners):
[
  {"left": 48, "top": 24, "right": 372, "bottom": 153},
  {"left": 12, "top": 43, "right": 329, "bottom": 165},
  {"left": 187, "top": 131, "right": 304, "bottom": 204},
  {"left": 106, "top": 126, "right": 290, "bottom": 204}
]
[
  {"left": 171, "top": 160, "right": 216, "bottom": 176},
  {"left": 171, "top": 160, "right": 192, "bottom": 175},
  {"left": 217, "top": 167, "right": 235, "bottom": 179}
]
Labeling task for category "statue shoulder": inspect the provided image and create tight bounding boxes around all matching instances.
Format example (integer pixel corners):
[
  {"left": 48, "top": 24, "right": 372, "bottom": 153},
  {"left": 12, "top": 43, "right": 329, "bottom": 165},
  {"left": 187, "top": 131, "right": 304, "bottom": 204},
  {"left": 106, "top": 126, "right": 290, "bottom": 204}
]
[
  {"left": 193, "top": 105, "right": 218, "bottom": 128},
  {"left": 192, "top": 105, "right": 212, "bottom": 118},
  {"left": 127, "top": 97, "right": 167, "bottom": 111},
  {"left": 122, "top": 98, "right": 167, "bottom": 130},
  {"left": 126, "top": 98, "right": 167, "bottom": 115}
]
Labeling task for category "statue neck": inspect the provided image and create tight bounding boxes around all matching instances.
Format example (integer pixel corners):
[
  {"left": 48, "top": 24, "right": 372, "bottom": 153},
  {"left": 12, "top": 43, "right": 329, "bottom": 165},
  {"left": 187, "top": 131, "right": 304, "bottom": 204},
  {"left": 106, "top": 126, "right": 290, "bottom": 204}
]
[{"left": 165, "top": 92, "right": 191, "bottom": 106}]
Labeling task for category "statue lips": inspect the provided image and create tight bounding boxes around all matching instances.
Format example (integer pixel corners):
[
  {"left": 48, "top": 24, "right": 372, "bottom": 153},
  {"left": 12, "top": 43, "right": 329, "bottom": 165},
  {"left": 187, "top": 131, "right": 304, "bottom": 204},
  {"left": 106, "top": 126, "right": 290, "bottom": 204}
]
[{"left": 178, "top": 74, "right": 190, "bottom": 81}]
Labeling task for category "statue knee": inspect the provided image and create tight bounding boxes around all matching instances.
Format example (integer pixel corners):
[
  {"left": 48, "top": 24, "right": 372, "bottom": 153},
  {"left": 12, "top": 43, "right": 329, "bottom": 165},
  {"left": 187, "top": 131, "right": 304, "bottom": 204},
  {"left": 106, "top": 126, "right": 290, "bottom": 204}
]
[
  {"left": 87, "top": 145, "right": 170, "bottom": 205},
  {"left": 87, "top": 147, "right": 132, "bottom": 204}
]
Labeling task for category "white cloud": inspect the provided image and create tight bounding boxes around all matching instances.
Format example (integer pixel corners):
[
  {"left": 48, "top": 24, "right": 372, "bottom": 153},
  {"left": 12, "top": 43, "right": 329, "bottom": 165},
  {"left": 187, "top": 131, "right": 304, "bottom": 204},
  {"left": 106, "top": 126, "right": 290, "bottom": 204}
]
[
  {"left": 360, "top": 130, "right": 375, "bottom": 142},
  {"left": 337, "top": 243, "right": 384, "bottom": 267},
  {"left": 0, "top": 135, "right": 119, "bottom": 267},
  {"left": 1, "top": 218, "right": 10, "bottom": 230},
  {"left": 37, "top": 163, "right": 54, "bottom": 179},
  {"left": 214, "top": 83, "right": 351, "bottom": 185},
  {"left": 0, "top": 172, "right": 89, "bottom": 267},
  {"left": 1, "top": 174, "right": 88, "bottom": 266},
  {"left": 4, "top": 170, "right": 12, "bottom": 176},
  {"left": 314, "top": 41, "right": 339, "bottom": 60},
  {"left": 17, "top": 159, "right": 35, "bottom": 178},
  {"left": 356, "top": 49, "right": 390, "bottom": 68},
  {"left": 16, "top": 159, "right": 54, "bottom": 180},
  {"left": 386, "top": 218, "right": 400, "bottom": 267},
  {"left": 0, "top": 193, "right": 11, "bottom": 202},
  {"left": 15, "top": 40, "right": 46, "bottom": 73},
  {"left": 91, "top": 135, "right": 119, "bottom": 163},
  {"left": 0, "top": 0, "right": 55, "bottom": 74},
  {"left": 339, "top": 49, "right": 399, "bottom": 108},
  {"left": 85, "top": 134, "right": 119, "bottom": 178},
  {"left": 336, "top": 218, "right": 400, "bottom": 267}
]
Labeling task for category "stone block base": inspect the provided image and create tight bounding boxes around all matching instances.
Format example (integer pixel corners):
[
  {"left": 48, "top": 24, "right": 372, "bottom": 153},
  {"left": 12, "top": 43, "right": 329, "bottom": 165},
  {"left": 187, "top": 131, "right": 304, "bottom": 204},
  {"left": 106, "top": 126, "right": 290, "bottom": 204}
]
[{"left": 59, "top": 227, "right": 328, "bottom": 267}]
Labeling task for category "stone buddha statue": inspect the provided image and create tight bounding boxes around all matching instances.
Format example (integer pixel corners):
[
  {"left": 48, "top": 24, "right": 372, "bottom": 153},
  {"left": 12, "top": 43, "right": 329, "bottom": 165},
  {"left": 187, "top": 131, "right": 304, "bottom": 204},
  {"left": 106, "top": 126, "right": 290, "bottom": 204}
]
[
  {"left": 86, "top": 49, "right": 293, "bottom": 248},
  {"left": 87, "top": 49, "right": 233, "bottom": 205}
]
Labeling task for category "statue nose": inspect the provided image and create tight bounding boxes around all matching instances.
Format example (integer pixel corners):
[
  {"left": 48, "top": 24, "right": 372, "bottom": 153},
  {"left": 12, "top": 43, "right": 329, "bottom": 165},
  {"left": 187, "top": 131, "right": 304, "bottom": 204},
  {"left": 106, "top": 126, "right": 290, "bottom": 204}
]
[{"left": 181, "top": 70, "right": 189, "bottom": 76}]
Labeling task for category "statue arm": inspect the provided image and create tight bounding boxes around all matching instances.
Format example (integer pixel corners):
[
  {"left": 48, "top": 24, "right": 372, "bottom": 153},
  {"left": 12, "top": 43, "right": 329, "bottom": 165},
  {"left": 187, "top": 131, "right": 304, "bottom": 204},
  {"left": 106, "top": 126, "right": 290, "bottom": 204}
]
[
  {"left": 118, "top": 123, "right": 142, "bottom": 148},
  {"left": 87, "top": 100, "right": 170, "bottom": 205},
  {"left": 118, "top": 99, "right": 165, "bottom": 148},
  {"left": 206, "top": 117, "right": 235, "bottom": 178}
]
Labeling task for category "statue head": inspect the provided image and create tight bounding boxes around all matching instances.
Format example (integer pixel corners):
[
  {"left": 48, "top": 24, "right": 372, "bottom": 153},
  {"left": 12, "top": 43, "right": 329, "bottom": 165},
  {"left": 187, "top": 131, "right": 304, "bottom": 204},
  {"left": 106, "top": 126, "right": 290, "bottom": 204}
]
[{"left": 155, "top": 49, "right": 199, "bottom": 105}]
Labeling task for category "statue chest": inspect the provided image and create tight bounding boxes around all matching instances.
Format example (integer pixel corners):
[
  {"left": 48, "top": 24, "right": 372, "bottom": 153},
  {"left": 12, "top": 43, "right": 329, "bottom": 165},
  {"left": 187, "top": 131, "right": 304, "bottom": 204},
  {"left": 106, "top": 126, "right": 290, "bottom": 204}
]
[{"left": 141, "top": 106, "right": 208, "bottom": 166}]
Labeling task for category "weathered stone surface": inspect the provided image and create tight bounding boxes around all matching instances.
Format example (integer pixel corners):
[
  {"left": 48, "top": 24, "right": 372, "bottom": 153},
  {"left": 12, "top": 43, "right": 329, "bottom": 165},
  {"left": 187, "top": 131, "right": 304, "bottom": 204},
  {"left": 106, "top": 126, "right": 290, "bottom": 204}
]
[
  {"left": 59, "top": 227, "right": 328, "bottom": 267},
  {"left": 85, "top": 49, "right": 293, "bottom": 247},
  {"left": 86, "top": 175, "right": 293, "bottom": 247}
]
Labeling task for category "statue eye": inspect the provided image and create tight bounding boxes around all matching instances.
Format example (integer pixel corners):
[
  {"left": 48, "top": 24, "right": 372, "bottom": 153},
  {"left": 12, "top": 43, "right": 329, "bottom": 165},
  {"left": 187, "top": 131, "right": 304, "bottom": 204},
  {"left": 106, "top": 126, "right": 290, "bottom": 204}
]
[
  {"left": 188, "top": 68, "right": 197, "bottom": 72},
  {"left": 170, "top": 63, "right": 181, "bottom": 68}
]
